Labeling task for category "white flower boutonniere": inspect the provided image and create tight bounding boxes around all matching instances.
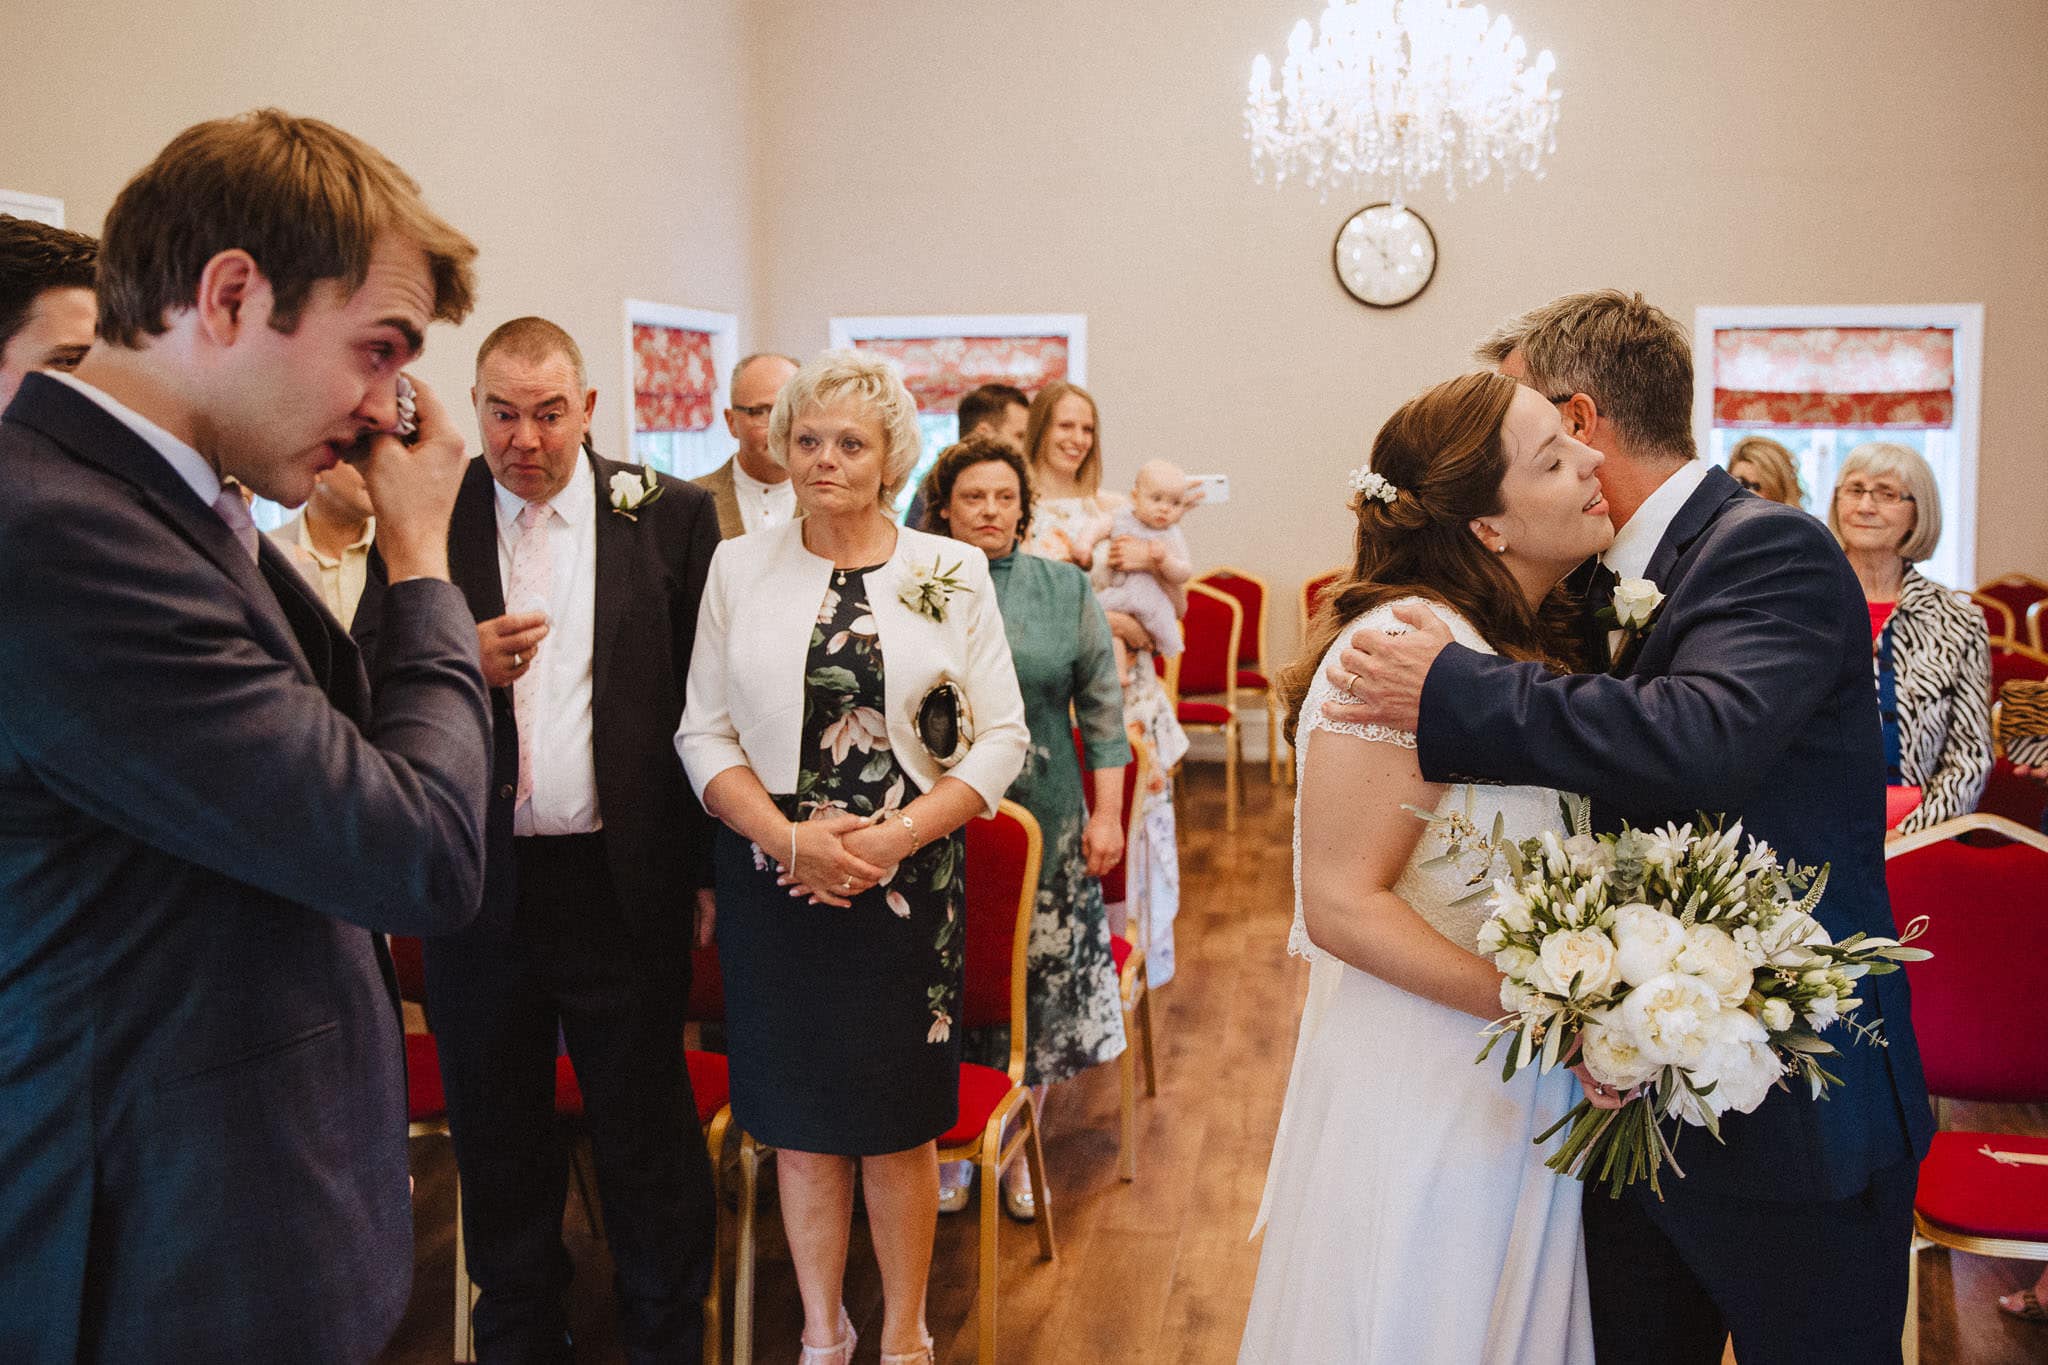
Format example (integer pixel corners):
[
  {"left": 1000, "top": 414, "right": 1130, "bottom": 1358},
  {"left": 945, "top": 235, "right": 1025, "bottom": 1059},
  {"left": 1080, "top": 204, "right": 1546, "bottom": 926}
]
[
  {"left": 608, "top": 468, "right": 663, "bottom": 520},
  {"left": 1610, "top": 578, "right": 1664, "bottom": 632},
  {"left": 898, "top": 557, "right": 968, "bottom": 623}
]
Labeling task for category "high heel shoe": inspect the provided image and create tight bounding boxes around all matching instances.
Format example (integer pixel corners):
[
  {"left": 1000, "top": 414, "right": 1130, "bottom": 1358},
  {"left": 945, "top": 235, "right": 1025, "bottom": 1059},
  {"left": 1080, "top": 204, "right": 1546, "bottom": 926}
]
[
  {"left": 1001, "top": 1164, "right": 1038, "bottom": 1223},
  {"left": 938, "top": 1158, "right": 974, "bottom": 1214},
  {"left": 881, "top": 1336, "right": 936, "bottom": 1365},
  {"left": 797, "top": 1305, "right": 855, "bottom": 1365}
]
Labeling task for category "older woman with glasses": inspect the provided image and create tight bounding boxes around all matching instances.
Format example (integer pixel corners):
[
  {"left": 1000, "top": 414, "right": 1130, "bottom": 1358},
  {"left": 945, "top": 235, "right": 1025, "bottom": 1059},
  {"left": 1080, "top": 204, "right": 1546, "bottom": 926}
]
[
  {"left": 1828, "top": 442, "right": 1991, "bottom": 835},
  {"left": 677, "top": 351, "right": 1027, "bottom": 1365},
  {"left": 1728, "top": 435, "right": 1805, "bottom": 507}
]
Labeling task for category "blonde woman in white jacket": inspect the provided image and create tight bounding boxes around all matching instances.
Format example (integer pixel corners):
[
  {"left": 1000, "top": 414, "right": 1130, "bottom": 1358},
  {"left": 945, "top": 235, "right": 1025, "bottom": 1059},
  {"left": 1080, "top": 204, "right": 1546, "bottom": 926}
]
[{"left": 676, "top": 351, "right": 1026, "bottom": 1365}]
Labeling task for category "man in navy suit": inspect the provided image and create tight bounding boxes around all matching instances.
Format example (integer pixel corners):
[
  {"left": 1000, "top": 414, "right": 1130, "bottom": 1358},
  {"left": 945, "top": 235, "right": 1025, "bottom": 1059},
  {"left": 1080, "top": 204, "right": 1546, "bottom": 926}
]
[
  {"left": 1329, "top": 290, "right": 1932, "bottom": 1364},
  {"left": 356, "top": 317, "right": 722, "bottom": 1364},
  {"left": 0, "top": 110, "right": 491, "bottom": 1361}
]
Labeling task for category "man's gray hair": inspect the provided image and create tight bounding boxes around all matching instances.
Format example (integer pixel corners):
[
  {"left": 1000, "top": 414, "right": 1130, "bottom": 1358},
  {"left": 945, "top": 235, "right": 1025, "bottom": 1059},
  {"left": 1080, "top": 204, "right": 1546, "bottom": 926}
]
[{"left": 1475, "top": 289, "right": 1696, "bottom": 459}]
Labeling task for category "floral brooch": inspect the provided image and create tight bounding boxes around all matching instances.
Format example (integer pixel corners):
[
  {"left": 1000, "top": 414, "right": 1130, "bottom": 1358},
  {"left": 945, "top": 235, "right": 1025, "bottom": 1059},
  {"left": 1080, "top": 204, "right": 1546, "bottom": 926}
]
[
  {"left": 898, "top": 557, "right": 968, "bottom": 623},
  {"left": 608, "top": 467, "right": 663, "bottom": 520}
]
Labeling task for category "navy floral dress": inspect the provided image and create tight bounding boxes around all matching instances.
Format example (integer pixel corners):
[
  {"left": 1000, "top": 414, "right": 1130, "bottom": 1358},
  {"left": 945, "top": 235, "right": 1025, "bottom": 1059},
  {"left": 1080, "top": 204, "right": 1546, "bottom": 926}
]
[{"left": 712, "top": 565, "right": 964, "bottom": 1154}]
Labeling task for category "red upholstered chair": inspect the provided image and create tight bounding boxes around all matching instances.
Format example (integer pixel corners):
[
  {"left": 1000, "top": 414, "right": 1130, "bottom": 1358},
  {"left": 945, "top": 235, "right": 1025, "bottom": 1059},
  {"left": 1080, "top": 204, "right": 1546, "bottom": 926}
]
[
  {"left": 1974, "top": 574, "right": 2048, "bottom": 646},
  {"left": 1884, "top": 815, "right": 2048, "bottom": 1362},
  {"left": 1077, "top": 728, "right": 1160, "bottom": 1180},
  {"left": 1198, "top": 567, "right": 1285, "bottom": 785},
  {"left": 1978, "top": 758, "right": 2048, "bottom": 834},
  {"left": 939, "top": 800, "right": 1056, "bottom": 1365},
  {"left": 1164, "top": 581, "right": 1245, "bottom": 831},
  {"left": 1300, "top": 569, "right": 1344, "bottom": 641},
  {"left": 2028, "top": 599, "right": 2047, "bottom": 653},
  {"left": 1991, "top": 640, "right": 2048, "bottom": 697},
  {"left": 1964, "top": 590, "right": 2017, "bottom": 647}
]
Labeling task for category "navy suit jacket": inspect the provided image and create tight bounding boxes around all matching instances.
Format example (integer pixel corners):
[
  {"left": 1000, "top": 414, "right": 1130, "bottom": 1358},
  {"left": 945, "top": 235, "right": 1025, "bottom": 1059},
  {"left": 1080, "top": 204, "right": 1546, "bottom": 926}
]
[
  {"left": 356, "top": 450, "right": 720, "bottom": 948},
  {"left": 0, "top": 373, "right": 491, "bottom": 1361},
  {"left": 1419, "top": 465, "right": 1934, "bottom": 1202}
]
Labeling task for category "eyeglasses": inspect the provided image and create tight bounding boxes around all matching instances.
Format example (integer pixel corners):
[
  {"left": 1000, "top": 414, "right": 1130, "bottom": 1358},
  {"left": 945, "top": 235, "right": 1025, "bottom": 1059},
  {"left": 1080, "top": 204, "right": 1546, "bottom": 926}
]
[
  {"left": 1835, "top": 483, "right": 1914, "bottom": 507},
  {"left": 730, "top": 403, "right": 775, "bottom": 421}
]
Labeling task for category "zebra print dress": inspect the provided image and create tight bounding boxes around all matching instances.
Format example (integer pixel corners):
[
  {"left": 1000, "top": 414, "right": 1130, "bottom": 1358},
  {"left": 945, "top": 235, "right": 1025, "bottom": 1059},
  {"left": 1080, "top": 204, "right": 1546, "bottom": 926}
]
[{"left": 1878, "top": 567, "right": 1992, "bottom": 833}]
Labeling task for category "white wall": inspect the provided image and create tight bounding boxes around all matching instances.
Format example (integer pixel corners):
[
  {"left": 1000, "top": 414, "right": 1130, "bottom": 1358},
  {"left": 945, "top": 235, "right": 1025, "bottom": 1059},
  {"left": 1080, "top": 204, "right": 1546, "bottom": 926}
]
[
  {"left": 2, "top": 0, "right": 759, "bottom": 453},
  {"left": 745, "top": 0, "right": 2048, "bottom": 664}
]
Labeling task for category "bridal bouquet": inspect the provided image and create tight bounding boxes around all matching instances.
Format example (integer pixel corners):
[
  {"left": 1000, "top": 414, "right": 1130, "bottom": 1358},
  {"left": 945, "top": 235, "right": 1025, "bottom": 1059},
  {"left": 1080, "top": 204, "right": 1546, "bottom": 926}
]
[{"left": 1442, "top": 799, "right": 1928, "bottom": 1197}]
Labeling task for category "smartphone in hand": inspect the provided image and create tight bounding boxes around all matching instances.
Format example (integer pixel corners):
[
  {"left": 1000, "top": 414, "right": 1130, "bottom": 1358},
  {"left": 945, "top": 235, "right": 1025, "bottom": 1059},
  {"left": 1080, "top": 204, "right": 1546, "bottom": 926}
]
[{"left": 341, "top": 374, "right": 420, "bottom": 462}]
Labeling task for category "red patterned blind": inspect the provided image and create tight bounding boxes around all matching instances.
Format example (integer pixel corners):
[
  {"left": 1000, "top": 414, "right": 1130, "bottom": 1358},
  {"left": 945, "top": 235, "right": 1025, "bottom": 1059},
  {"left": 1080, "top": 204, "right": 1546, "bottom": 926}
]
[
  {"left": 1712, "top": 327, "right": 1954, "bottom": 430},
  {"left": 851, "top": 335, "right": 1069, "bottom": 412},
  {"left": 632, "top": 324, "right": 717, "bottom": 433}
]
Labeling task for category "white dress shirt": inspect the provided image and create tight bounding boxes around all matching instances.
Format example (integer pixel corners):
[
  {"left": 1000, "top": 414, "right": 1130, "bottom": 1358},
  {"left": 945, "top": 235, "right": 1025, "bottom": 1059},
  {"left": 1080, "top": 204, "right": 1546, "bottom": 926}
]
[
  {"left": 731, "top": 459, "right": 798, "bottom": 534},
  {"left": 48, "top": 371, "right": 224, "bottom": 509},
  {"left": 1601, "top": 459, "right": 1709, "bottom": 655},
  {"left": 494, "top": 454, "right": 602, "bottom": 836}
]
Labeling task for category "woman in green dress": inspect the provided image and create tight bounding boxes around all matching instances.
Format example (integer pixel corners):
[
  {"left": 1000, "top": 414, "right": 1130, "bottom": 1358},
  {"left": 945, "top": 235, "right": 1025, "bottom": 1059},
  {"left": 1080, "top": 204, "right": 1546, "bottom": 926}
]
[{"left": 924, "top": 434, "right": 1131, "bottom": 1219}]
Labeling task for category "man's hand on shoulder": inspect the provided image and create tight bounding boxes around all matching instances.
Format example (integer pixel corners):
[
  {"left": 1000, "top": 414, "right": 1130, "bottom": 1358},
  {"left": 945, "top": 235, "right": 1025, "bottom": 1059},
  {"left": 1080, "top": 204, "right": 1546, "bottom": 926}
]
[
  {"left": 361, "top": 374, "right": 466, "bottom": 584},
  {"left": 1320, "top": 602, "right": 1452, "bottom": 734}
]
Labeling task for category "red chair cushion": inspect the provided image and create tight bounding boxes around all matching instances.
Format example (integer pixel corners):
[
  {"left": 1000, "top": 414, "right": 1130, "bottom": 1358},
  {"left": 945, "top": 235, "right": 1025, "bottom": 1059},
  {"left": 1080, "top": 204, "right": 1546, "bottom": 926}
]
[
  {"left": 688, "top": 944, "right": 726, "bottom": 1024},
  {"left": 1236, "top": 669, "right": 1270, "bottom": 691},
  {"left": 1198, "top": 572, "right": 1266, "bottom": 667},
  {"left": 554, "top": 1055, "right": 584, "bottom": 1116},
  {"left": 405, "top": 1032, "right": 445, "bottom": 1123},
  {"left": 1177, "top": 590, "right": 1238, "bottom": 695},
  {"left": 1884, "top": 786, "right": 1922, "bottom": 830},
  {"left": 1978, "top": 757, "right": 2048, "bottom": 831},
  {"left": 1916, "top": 1131, "right": 2048, "bottom": 1241},
  {"left": 940, "top": 1062, "right": 1020, "bottom": 1148},
  {"left": 1110, "top": 933, "right": 1133, "bottom": 974},
  {"left": 963, "top": 809, "right": 1032, "bottom": 1031},
  {"left": 389, "top": 935, "right": 427, "bottom": 1004},
  {"left": 1177, "top": 701, "right": 1231, "bottom": 726},
  {"left": 686, "top": 1049, "right": 730, "bottom": 1125},
  {"left": 1993, "top": 646, "right": 2048, "bottom": 692}
]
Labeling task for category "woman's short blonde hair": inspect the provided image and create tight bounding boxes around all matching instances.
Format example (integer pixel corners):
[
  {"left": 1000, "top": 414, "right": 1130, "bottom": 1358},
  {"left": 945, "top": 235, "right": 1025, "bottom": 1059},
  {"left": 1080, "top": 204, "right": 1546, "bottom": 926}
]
[
  {"left": 766, "top": 349, "right": 924, "bottom": 506},
  {"left": 1728, "top": 435, "right": 1804, "bottom": 506},
  {"left": 1828, "top": 441, "right": 1942, "bottom": 562}
]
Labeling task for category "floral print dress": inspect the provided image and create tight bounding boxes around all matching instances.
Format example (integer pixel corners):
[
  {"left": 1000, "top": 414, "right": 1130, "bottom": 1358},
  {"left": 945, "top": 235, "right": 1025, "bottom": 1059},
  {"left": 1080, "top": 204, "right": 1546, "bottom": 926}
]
[{"left": 711, "top": 564, "right": 964, "bottom": 1155}]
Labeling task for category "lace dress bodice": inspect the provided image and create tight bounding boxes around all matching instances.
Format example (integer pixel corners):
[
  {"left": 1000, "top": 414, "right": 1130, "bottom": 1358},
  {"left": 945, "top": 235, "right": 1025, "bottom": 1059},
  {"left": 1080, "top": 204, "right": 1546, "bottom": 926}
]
[{"left": 1289, "top": 597, "right": 1565, "bottom": 958}]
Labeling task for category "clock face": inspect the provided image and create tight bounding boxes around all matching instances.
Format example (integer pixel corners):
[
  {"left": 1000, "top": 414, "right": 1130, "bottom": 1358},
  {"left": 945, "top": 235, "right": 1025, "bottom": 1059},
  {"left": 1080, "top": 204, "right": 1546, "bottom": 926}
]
[{"left": 1333, "top": 204, "right": 1438, "bottom": 309}]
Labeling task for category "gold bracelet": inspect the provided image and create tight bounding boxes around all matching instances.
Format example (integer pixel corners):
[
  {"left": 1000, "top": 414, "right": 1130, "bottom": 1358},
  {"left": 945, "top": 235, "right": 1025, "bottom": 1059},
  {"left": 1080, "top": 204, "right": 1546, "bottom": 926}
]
[{"left": 892, "top": 809, "right": 919, "bottom": 852}]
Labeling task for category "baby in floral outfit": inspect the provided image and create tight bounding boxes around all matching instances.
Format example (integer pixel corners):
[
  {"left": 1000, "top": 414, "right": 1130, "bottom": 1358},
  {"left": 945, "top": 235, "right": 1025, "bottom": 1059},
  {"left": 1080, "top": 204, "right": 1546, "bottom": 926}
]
[{"left": 1089, "top": 459, "right": 1195, "bottom": 683}]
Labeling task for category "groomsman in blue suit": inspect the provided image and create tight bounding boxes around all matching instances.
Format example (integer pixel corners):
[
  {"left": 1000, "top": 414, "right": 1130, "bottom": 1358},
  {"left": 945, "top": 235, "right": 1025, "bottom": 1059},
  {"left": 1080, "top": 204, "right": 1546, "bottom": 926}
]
[
  {"left": 0, "top": 110, "right": 491, "bottom": 1362},
  {"left": 1330, "top": 290, "right": 1932, "bottom": 1364}
]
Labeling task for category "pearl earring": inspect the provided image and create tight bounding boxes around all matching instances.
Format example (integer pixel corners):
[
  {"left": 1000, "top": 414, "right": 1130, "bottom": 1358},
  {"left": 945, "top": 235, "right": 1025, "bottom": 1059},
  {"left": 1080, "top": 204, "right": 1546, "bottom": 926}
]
[{"left": 1494, "top": 542, "right": 1508, "bottom": 553}]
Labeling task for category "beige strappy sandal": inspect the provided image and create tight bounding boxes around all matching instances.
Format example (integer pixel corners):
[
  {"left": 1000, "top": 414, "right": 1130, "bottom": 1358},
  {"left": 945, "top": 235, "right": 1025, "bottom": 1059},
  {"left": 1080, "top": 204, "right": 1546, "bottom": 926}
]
[{"left": 797, "top": 1306, "right": 856, "bottom": 1365}]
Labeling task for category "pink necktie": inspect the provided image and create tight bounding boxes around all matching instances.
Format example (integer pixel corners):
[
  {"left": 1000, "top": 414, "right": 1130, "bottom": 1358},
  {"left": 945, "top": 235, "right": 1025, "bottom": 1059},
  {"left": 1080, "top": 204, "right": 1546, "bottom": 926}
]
[
  {"left": 212, "top": 487, "right": 260, "bottom": 562},
  {"left": 508, "top": 501, "right": 553, "bottom": 806}
]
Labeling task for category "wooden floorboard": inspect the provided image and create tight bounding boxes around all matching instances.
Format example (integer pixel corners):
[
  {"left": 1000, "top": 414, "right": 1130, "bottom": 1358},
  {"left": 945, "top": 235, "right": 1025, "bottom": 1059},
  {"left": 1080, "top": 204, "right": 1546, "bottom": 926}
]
[{"left": 382, "top": 762, "right": 2047, "bottom": 1364}]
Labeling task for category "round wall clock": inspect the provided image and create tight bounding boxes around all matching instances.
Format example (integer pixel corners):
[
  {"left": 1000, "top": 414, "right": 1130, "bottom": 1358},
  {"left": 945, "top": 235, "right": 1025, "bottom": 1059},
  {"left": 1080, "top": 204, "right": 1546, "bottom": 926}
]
[{"left": 1333, "top": 203, "right": 1438, "bottom": 309}]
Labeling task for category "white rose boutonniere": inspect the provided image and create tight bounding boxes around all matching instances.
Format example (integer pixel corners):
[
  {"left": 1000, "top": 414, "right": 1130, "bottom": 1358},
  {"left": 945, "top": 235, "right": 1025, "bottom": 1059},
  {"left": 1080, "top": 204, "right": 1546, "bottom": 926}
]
[
  {"left": 608, "top": 467, "right": 663, "bottom": 520},
  {"left": 1611, "top": 577, "right": 1664, "bottom": 631},
  {"left": 898, "top": 557, "right": 968, "bottom": 623}
]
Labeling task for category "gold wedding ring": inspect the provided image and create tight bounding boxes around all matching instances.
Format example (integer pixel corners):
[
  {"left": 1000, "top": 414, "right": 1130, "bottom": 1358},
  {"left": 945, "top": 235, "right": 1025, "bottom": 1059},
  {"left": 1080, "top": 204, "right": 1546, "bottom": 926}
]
[{"left": 1347, "top": 670, "right": 1361, "bottom": 694}]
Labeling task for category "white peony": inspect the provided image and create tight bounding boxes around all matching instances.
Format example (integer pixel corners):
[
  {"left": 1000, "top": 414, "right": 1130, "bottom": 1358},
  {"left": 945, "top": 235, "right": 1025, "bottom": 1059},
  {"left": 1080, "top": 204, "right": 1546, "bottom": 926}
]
[
  {"left": 1500, "top": 977, "right": 1536, "bottom": 1013},
  {"left": 1492, "top": 883, "right": 1535, "bottom": 934},
  {"left": 1611, "top": 577, "right": 1665, "bottom": 630},
  {"left": 1476, "top": 917, "right": 1508, "bottom": 954},
  {"left": 1534, "top": 928, "right": 1620, "bottom": 1000},
  {"left": 1612, "top": 904, "right": 1686, "bottom": 987},
  {"left": 1563, "top": 833, "right": 1610, "bottom": 877},
  {"left": 1580, "top": 1018, "right": 1661, "bottom": 1090},
  {"left": 1686, "top": 1008, "right": 1780, "bottom": 1121},
  {"left": 1616, "top": 972, "right": 1721, "bottom": 1069},
  {"left": 1759, "top": 998, "right": 1795, "bottom": 1032},
  {"left": 1676, "top": 924, "right": 1756, "bottom": 1007}
]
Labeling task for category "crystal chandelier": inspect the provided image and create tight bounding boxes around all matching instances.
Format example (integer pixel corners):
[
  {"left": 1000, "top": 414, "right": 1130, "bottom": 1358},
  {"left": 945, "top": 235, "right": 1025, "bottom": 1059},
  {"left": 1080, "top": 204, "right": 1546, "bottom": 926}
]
[{"left": 1245, "top": 0, "right": 1562, "bottom": 203}]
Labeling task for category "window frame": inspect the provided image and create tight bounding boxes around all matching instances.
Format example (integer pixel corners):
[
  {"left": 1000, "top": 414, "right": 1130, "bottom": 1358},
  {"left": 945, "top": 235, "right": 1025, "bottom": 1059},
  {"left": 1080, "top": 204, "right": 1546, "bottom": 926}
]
[
  {"left": 1692, "top": 302, "right": 1984, "bottom": 581},
  {"left": 620, "top": 299, "right": 739, "bottom": 477}
]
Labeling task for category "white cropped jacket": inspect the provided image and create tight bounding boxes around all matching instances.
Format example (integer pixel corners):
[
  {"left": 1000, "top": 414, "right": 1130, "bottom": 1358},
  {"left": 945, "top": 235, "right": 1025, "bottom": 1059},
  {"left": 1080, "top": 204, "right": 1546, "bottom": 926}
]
[{"left": 675, "top": 520, "right": 1027, "bottom": 816}]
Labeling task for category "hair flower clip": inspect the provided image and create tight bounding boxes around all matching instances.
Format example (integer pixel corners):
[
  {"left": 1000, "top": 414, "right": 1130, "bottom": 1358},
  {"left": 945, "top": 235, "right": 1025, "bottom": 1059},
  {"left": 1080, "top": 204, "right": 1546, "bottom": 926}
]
[{"left": 1348, "top": 467, "right": 1398, "bottom": 505}]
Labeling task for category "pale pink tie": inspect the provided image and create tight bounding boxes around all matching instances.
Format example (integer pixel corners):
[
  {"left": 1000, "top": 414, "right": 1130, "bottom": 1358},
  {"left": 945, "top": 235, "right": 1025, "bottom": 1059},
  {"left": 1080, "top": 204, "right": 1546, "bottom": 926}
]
[
  {"left": 508, "top": 501, "right": 553, "bottom": 806},
  {"left": 212, "top": 487, "right": 260, "bottom": 562}
]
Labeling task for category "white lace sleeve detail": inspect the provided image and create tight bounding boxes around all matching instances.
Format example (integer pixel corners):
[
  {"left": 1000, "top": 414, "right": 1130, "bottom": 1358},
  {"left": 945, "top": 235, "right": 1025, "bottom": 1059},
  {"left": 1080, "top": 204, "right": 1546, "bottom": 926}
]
[{"left": 1301, "top": 711, "right": 1417, "bottom": 750}]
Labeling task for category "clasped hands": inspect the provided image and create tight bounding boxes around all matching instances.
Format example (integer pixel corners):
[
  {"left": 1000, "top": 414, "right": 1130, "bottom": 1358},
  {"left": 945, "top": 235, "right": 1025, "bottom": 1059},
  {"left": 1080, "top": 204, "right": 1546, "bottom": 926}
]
[
  {"left": 1319, "top": 601, "right": 1454, "bottom": 733},
  {"left": 778, "top": 810, "right": 919, "bottom": 908}
]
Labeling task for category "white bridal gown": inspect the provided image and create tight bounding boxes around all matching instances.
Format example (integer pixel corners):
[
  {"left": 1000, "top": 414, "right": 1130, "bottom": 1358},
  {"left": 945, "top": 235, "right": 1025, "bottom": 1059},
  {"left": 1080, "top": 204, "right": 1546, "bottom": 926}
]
[{"left": 1240, "top": 600, "right": 1594, "bottom": 1365}]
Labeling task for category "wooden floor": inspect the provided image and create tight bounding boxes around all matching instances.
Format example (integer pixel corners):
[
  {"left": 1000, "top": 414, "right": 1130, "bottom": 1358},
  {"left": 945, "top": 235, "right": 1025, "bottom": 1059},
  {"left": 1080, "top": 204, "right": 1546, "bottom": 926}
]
[{"left": 383, "top": 762, "right": 2048, "bottom": 1365}]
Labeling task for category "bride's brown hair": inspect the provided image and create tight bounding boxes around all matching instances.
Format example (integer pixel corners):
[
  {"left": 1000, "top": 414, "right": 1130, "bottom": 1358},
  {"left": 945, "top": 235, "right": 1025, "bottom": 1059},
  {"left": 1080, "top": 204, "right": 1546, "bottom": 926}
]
[{"left": 1280, "top": 370, "right": 1584, "bottom": 746}]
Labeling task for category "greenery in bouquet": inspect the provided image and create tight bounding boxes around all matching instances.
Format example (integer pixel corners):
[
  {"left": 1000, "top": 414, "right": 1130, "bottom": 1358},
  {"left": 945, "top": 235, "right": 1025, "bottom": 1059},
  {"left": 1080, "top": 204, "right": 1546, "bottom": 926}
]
[{"left": 1418, "top": 795, "right": 1930, "bottom": 1198}]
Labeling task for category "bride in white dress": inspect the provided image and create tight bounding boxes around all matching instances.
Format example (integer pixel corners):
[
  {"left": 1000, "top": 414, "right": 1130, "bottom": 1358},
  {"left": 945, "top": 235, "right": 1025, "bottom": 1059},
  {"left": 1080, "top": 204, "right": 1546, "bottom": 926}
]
[{"left": 1240, "top": 372, "right": 1617, "bottom": 1364}]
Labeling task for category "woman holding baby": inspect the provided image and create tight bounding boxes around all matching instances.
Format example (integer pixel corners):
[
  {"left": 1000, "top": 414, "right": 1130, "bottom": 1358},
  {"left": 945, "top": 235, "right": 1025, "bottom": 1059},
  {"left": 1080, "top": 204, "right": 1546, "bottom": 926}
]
[{"left": 1020, "top": 381, "right": 1191, "bottom": 992}]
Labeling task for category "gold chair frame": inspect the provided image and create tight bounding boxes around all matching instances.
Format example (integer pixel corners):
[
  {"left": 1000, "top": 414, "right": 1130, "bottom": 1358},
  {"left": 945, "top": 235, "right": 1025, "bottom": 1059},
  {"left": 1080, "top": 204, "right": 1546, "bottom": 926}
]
[
  {"left": 1197, "top": 566, "right": 1285, "bottom": 785},
  {"left": 1113, "top": 737, "right": 1160, "bottom": 1180},
  {"left": 1164, "top": 581, "right": 1244, "bottom": 831}
]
